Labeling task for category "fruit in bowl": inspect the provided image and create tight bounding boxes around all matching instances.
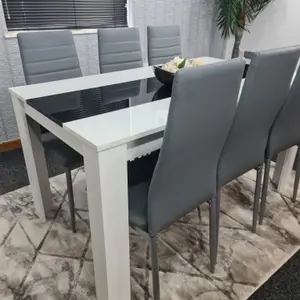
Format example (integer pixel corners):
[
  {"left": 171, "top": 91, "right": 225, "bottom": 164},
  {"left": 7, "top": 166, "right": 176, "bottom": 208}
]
[{"left": 154, "top": 57, "right": 203, "bottom": 86}]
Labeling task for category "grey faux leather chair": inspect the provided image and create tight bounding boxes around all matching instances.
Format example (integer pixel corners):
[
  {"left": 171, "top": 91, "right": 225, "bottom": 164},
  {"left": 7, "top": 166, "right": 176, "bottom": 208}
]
[
  {"left": 147, "top": 25, "right": 182, "bottom": 65},
  {"left": 217, "top": 46, "right": 300, "bottom": 233},
  {"left": 128, "top": 59, "right": 245, "bottom": 299},
  {"left": 97, "top": 27, "right": 143, "bottom": 73},
  {"left": 18, "top": 31, "right": 83, "bottom": 232},
  {"left": 259, "top": 62, "right": 300, "bottom": 223}
]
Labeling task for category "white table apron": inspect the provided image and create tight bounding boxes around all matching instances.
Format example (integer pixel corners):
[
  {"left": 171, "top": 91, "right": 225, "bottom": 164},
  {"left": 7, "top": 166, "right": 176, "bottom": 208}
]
[{"left": 9, "top": 57, "right": 294, "bottom": 300}]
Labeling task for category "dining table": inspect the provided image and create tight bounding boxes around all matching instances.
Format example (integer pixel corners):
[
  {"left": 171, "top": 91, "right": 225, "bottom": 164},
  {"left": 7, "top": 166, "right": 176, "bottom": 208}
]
[{"left": 8, "top": 56, "right": 293, "bottom": 300}]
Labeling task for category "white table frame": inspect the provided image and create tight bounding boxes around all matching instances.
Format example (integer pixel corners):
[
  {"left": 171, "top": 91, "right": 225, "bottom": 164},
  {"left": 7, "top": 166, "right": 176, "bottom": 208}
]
[
  {"left": 10, "top": 63, "right": 184, "bottom": 300},
  {"left": 9, "top": 58, "right": 295, "bottom": 300}
]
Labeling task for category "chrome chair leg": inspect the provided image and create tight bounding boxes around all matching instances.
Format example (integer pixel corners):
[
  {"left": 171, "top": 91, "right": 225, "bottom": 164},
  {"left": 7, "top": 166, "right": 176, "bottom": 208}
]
[
  {"left": 66, "top": 168, "right": 76, "bottom": 233},
  {"left": 259, "top": 159, "right": 271, "bottom": 225},
  {"left": 150, "top": 236, "right": 160, "bottom": 300},
  {"left": 252, "top": 164, "right": 263, "bottom": 232},
  {"left": 209, "top": 190, "right": 220, "bottom": 273},
  {"left": 292, "top": 153, "right": 300, "bottom": 202},
  {"left": 216, "top": 189, "right": 220, "bottom": 242}
]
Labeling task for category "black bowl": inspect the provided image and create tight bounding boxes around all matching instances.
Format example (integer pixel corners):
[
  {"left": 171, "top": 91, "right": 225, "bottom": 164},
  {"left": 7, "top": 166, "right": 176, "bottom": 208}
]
[{"left": 153, "top": 66, "right": 175, "bottom": 86}]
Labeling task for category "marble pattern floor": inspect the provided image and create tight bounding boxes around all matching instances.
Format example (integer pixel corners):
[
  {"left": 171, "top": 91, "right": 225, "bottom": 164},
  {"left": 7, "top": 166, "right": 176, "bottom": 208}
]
[{"left": 1, "top": 166, "right": 300, "bottom": 300}]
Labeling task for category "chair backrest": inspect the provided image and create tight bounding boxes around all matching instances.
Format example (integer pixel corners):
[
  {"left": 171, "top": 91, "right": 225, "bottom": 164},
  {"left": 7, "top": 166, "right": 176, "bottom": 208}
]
[
  {"left": 147, "top": 25, "right": 182, "bottom": 66},
  {"left": 217, "top": 46, "right": 300, "bottom": 188},
  {"left": 147, "top": 59, "right": 245, "bottom": 235},
  {"left": 97, "top": 27, "right": 143, "bottom": 73},
  {"left": 17, "top": 31, "right": 82, "bottom": 85},
  {"left": 266, "top": 63, "right": 300, "bottom": 157}
]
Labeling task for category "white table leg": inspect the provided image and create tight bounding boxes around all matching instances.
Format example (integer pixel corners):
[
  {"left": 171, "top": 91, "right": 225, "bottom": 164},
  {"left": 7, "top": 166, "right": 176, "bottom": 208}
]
[
  {"left": 83, "top": 144, "right": 130, "bottom": 300},
  {"left": 272, "top": 146, "right": 298, "bottom": 193},
  {"left": 11, "top": 96, "right": 53, "bottom": 222}
]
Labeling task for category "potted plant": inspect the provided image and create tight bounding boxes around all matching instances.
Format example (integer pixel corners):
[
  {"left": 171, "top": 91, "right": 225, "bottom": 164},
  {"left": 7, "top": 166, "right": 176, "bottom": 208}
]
[{"left": 216, "top": 0, "right": 274, "bottom": 58}]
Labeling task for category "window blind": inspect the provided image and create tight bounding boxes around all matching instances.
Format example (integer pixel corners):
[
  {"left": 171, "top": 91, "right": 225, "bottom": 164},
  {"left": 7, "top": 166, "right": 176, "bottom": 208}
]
[{"left": 2, "top": 0, "right": 127, "bottom": 31}]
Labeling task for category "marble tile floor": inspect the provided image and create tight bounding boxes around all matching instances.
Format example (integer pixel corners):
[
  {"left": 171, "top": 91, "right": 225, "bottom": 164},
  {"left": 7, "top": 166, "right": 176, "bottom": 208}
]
[{"left": 1, "top": 167, "right": 300, "bottom": 300}]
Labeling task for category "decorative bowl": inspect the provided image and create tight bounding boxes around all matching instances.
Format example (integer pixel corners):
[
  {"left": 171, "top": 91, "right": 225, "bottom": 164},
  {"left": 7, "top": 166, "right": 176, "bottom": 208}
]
[
  {"left": 153, "top": 66, "right": 175, "bottom": 86},
  {"left": 153, "top": 57, "right": 204, "bottom": 86}
]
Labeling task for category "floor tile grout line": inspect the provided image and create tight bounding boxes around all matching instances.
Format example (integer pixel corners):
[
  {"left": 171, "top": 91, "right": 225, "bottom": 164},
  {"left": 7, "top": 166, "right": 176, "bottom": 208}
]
[
  {"left": 67, "top": 261, "right": 84, "bottom": 300},
  {"left": 81, "top": 232, "right": 91, "bottom": 260},
  {"left": 266, "top": 190, "right": 300, "bottom": 246},
  {"left": 219, "top": 209, "right": 251, "bottom": 231},
  {"left": 159, "top": 235, "right": 242, "bottom": 298},
  {"left": 134, "top": 237, "right": 206, "bottom": 277},
  {"left": 192, "top": 288, "right": 225, "bottom": 300},
  {"left": 0, "top": 219, "right": 17, "bottom": 247},
  {"left": 13, "top": 222, "right": 40, "bottom": 297},
  {"left": 66, "top": 231, "right": 92, "bottom": 299},
  {"left": 28, "top": 199, "right": 66, "bottom": 252},
  {"left": 17, "top": 219, "right": 42, "bottom": 251},
  {"left": 158, "top": 236, "right": 220, "bottom": 285},
  {"left": 175, "top": 215, "right": 250, "bottom": 232},
  {"left": 176, "top": 213, "right": 250, "bottom": 231},
  {"left": 13, "top": 199, "right": 66, "bottom": 298},
  {"left": 38, "top": 251, "right": 84, "bottom": 260},
  {"left": 281, "top": 195, "right": 300, "bottom": 229},
  {"left": 13, "top": 245, "right": 39, "bottom": 299},
  {"left": 75, "top": 209, "right": 90, "bottom": 226},
  {"left": 50, "top": 177, "right": 68, "bottom": 198},
  {"left": 131, "top": 274, "right": 150, "bottom": 300},
  {"left": 280, "top": 193, "right": 299, "bottom": 219}
]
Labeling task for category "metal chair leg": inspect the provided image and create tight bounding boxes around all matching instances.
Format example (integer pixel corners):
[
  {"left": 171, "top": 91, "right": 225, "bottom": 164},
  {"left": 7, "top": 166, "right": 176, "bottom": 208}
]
[
  {"left": 292, "top": 153, "right": 300, "bottom": 202},
  {"left": 66, "top": 169, "right": 76, "bottom": 233},
  {"left": 150, "top": 236, "right": 160, "bottom": 300},
  {"left": 216, "top": 189, "right": 221, "bottom": 242},
  {"left": 209, "top": 190, "right": 220, "bottom": 273},
  {"left": 252, "top": 164, "right": 263, "bottom": 233},
  {"left": 259, "top": 159, "right": 271, "bottom": 225}
]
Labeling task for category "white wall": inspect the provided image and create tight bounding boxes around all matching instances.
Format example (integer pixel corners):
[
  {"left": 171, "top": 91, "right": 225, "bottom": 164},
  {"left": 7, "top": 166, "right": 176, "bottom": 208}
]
[
  {"left": 0, "top": 0, "right": 223, "bottom": 142},
  {"left": 130, "top": 0, "right": 217, "bottom": 61},
  {"left": 225, "top": 0, "right": 300, "bottom": 58}
]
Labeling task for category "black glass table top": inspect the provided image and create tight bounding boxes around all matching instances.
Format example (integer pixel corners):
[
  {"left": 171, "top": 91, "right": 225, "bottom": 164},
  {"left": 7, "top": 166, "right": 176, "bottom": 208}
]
[{"left": 27, "top": 78, "right": 172, "bottom": 126}]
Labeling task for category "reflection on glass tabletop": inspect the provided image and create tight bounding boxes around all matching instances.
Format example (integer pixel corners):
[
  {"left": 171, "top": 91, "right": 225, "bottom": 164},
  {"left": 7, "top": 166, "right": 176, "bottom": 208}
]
[{"left": 27, "top": 78, "right": 172, "bottom": 126}]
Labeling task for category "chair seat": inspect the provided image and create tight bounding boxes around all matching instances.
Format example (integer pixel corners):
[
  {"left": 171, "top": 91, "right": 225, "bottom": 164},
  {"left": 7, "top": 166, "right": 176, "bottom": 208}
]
[
  {"left": 128, "top": 150, "right": 159, "bottom": 233},
  {"left": 128, "top": 180, "right": 151, "bottom": 232},
  {"left": 42, "top": 132, "right": 83, "bottom": 168}
]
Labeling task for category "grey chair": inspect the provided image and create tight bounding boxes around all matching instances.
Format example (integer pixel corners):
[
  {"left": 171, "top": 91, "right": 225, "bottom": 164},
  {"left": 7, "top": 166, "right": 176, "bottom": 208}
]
[
  {"left": 128, "top": 59, "right": 245, "bottom": 299},
  {"left": 217, "top": 46, "right": 300, "bottom": 233},
  {"left": 18, "top": 31, "right": 83, "bottom": 232},
  {"left": 97, "top": 27, "right": 143, "bottom": 73},
  {"left": 147, "top": 25, "right": 182, "bottom": 65},
  {"left": 259, "top": 63, "right": 300, "bottom": 223}
]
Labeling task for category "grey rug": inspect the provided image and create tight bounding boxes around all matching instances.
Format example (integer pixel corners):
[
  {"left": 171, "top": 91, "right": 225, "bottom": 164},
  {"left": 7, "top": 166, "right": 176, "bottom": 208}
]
[{"left": 1, "top": 164, "right": 300, "bottom": 300}]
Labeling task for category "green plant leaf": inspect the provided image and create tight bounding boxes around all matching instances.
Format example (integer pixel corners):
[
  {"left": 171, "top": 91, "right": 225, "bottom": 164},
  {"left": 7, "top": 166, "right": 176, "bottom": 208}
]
[
  {"left": 216, "top": 0, "right": 244, "bottom": 38},
  {"left": 216, "top": 0, "right": 273, "bottom": 38},
  {"left": 178, "top": 58, "right": 186, "bottom": 69},
  {"left": 245, "top": 0, "right": 273, "bottom": 22}
]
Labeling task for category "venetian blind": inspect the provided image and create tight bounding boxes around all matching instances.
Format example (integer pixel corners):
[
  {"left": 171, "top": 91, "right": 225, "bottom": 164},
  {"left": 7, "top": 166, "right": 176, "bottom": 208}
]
[{"left": 2, "top": 0, "right": 127, "bottom": 31}]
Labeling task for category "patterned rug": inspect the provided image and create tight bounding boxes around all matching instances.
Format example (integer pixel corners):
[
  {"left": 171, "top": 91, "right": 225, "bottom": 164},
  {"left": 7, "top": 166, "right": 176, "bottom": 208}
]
[{"left": 1, "top": 164, "right": 300, "bottom": 300}]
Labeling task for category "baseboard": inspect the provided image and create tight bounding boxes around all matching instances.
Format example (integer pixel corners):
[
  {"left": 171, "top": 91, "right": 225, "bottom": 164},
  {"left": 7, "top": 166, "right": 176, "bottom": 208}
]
[{"left": 0, "top": 139, "right": 21, "bottom": 152}]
